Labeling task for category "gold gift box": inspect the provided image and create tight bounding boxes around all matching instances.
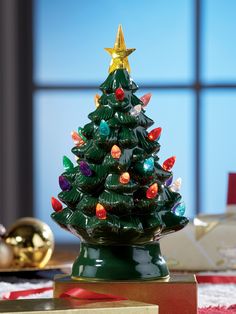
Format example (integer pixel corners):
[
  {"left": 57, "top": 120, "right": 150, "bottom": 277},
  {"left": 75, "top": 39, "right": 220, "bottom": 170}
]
[
  {"left": 0, "top": 298, "right": 158, "bottom": 314},
  {"left": 54, "top": 274, "right": 197, "bottom": 314},
  {"left": 161, "top": 213, "right": 236, "bottom": 271}
]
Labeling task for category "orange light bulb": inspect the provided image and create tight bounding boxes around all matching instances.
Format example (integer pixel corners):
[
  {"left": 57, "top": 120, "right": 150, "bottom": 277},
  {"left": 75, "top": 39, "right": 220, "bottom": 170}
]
[
  {"left": 163, "top": 156, "right": 176, "bottom": 171},
  {"left": 94, "top": 94, "right": 100, "bottom": 108},
  {"left": 96, "top": 203, "right": 107, "bottom": 220},
  {"left": 111, "top": 145, "right": 121, "bottom": 159},
  {"left": 71, "top": 131, "right": 85, "bottom": 146},
  {"left": 119, "top": 172, "right": 130, "bottom": 184},
  {"left": 146, "top": 183, "right": 158, "bottom": 199}
]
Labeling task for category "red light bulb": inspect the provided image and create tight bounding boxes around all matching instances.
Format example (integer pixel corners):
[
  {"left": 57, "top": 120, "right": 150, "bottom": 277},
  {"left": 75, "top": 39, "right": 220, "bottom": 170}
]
[
  {"left": 140, "top": 93, "right": 152, "bottom": 107},
  {"left": 115, "top": 88, "right": 125, "bottom": 101},
  {"left": 146, "top": 183, "right": 158, "bottom": 199},
  {"left": 163, "top": 156, "right": 176, "bottom": 171},
  {"left": 51, "top": 197, "right": 63, "bottom": 212},
  {"left": 148, "top": 127, "right": 162, "bottom": 141},
  {"left": 96, "top": 203, "right": 107, "bottom": 220}
]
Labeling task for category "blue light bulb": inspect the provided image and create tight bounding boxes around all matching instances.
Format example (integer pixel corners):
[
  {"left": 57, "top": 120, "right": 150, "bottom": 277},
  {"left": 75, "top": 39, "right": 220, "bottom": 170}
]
[
  {"left": 166, "top": 175, "right": 173, "bottom": 186},
  {"left": 99, "top": 119, "right": 110, "bottom": 136},
  {"left": 143, "top": 157, "right": 154, "bottom": 172},
  {"left": 172, "top": 202, "right": 186, "bottom": 216}
]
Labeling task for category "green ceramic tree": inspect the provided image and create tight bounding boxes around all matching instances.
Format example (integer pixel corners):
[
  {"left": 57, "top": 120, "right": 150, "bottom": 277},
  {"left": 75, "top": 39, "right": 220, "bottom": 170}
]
[{"left": 51, "top": 26, "right": 189, "bottom": 280}]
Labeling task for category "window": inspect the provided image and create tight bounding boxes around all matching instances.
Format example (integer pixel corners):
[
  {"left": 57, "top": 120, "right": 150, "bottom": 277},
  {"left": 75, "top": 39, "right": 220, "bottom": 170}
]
[{"left": 34, "top": 0, "right": 236, "bottom": 242}]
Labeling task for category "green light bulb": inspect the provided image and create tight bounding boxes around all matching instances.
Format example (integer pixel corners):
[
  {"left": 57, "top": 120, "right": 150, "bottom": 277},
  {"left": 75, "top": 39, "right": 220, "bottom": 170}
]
[{"left": 63, "top": 155, "right": 74, "bottom": 172}]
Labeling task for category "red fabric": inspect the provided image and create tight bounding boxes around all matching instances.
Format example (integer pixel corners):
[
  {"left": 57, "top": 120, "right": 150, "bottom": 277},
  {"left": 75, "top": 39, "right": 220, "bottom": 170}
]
[
  {"left": 60, "top": 287, "right": 127, "bottom": 301},
  {"left": 197, "top": 275, "right": 236, "bottom": 313},
  {"left": 2, "top": 287, "right": 52, "bottom": 300},
  {"left": 2, "top": 286, "right": 126, "bottom": 304},
  {"left": 199, "top": 305, "right": 236, "bottom": 314},
  {"left": 227, "top": 173, "right": 236, "bottom": 205},
  {"left": 197, "top": 275, "right": 236, "bottom": 284}
]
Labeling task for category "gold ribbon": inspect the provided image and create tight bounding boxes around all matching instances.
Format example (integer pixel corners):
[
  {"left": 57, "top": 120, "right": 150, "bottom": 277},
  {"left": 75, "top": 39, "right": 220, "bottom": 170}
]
[{"left": 194, "top": 213, "right": 236, "bottom": 240}]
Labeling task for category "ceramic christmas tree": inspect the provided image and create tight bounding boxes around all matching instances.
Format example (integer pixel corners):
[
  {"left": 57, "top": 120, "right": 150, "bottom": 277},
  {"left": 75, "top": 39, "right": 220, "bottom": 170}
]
[{"left": 51, "top": 25, "right": 189, "bottom": 280}]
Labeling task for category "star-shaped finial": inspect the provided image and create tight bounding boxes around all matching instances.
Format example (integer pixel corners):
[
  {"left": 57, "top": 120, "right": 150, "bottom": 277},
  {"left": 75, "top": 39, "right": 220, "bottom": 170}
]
[{"left": 105, "top": 25, "right": 135, "bottom": 73}]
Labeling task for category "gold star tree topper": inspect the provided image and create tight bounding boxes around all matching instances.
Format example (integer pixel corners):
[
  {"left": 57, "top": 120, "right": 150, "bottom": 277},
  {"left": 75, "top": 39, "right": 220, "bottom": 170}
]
[{"left": 105, "top": 25, "right": 135, "bottom": 73}]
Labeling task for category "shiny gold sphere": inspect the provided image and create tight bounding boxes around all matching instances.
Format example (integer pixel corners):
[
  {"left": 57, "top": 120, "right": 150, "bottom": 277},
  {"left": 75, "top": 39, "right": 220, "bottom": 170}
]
[{"left": 4, "top": 217, "right": 54, "bottom": 268}]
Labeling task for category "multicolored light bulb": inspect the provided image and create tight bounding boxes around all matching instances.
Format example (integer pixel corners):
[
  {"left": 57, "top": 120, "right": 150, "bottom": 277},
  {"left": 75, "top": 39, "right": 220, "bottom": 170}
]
[
  {"left": 79, "top": 161, "right": 92, "bottom": 177},
  {"left": 146, "top": 183, "right": 158, "bottom": 199},
  {"left": 119, "top": 172, "right": 130, "bottom": 184},
  {"left": 172, "top": 202, "right": 186, "bottom": 216},
  {"left": 143, "top": 157, "right": 154, "bottom": 172},
  {"left": 63, "top": 156, "right": 74, "bottom": 172},
  {"left": 51, "top": 197, "right": 63, "bottom": 212},
  {"left": 140, "top": 93, "right": 152, "bottom": 108},
  {"left": 59, "top": 176, "right": 71, "bottom": 191},
  {"left": 115, "top": 87, "right": 125, "bottom": 101},
  {"left": 148, "top": 127, "right": 162, "bottom": 141},
  {"left": 94, "top": 94, "right": 100, "bottom": 108},
  {"left": 111, "top": 145, "right": 121, "bottom": 159},
  {"left": 96, "top": 203, "right": 107, "bottom": 220},
  {"left": 163, "top": 156, "right": 176, "bottom": 171},
  {"left": 99, "top": 119, "right": 110, "bottom": 136}
]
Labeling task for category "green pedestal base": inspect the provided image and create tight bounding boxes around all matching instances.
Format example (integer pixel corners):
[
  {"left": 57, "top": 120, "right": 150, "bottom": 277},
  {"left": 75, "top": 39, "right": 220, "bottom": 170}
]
[{"left": 71, "top": 242, "right": 169, "bottom": 280}]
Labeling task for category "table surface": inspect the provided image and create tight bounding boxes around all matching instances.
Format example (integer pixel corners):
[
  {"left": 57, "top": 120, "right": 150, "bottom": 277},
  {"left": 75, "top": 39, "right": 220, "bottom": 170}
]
[{"left": 0, "top": 244, "right": 235, "bottom": 311}]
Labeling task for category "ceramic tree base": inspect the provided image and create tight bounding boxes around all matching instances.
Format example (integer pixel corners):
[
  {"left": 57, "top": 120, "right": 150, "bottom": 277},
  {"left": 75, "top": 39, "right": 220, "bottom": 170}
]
[
  {"left": 53, "top": 273, "right": 198, "bottom": 314},
  {"left": 71, "top": 242, "right": 169, "bottom": 280}
]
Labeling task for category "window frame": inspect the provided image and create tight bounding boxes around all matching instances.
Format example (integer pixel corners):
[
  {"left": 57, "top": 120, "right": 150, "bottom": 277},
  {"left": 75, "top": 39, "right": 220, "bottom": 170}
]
[{"left": 32, "top": 0, "right": 236, "bottom": 216}]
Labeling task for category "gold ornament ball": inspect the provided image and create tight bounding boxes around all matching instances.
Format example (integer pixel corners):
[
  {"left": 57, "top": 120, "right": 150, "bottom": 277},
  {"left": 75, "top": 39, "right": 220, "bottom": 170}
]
[
  {"left": 0, "top": 240, "right": 14, "bottom": 268},
  {"left": 4, "top": 217, "right": 54, "bottom": 268}
]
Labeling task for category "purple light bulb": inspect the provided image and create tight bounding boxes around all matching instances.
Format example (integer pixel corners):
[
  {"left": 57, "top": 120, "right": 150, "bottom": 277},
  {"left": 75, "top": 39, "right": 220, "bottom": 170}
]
[
  {"left": 166, "top": 175, "right": 173, "bottom": 186},
  {"left": 80, "top": 161, "right": 92, "bottom": 177},
  {"left": 59, "top": 176, "right": 71, "bottom": 191}
]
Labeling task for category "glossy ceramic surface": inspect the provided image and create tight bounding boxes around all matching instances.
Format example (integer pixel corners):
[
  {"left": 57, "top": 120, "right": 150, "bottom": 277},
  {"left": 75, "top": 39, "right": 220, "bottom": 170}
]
[{"left": 72, "top": 242, "right": 169, "bottom": 280}]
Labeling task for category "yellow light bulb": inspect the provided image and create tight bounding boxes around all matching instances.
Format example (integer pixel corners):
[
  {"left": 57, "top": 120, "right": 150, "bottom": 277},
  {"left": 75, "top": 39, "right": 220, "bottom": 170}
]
[
  {"left": 94, "top": 94, "right": 100, "bottom": 108},
  {"left": 119, "top": 172, "right": 130, "bottom": 184},
  {"left": 111, "top": 145, "right": 121, "bottom": 159}
]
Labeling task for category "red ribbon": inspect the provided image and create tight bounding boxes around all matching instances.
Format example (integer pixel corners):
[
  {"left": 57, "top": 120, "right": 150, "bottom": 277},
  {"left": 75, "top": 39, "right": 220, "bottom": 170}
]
[
  {"left": 197, "top": 275, "right": 236, "bottom": 284},
  {"left": 2, "top": 287, "right": 53, "bottom": 300},
  {"left": 199, "top": 304, "right": 236, "bottom": 314},
  {"left": 60, "top": 287, "right": 126, "bottom": 301},
  {"left": 2, "top": 286, "right": 127, "bottom": 302}
]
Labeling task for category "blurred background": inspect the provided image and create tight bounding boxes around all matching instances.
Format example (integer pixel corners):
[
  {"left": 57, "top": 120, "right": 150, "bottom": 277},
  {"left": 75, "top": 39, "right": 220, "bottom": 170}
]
[{"left": 0, "top": 0, "right": 236, "bottom": 243}]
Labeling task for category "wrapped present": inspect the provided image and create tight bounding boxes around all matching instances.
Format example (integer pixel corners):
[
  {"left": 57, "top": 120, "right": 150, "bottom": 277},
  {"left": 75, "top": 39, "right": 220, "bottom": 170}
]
[
  {"left": 54, "top": 274, "right": 197, "bottom": 314},
  {"left": 0, "top": 298, "right": 158, "bottom": 314},
  {"left": 161, "top": 212, "right": 236, "bottom": 271}
]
